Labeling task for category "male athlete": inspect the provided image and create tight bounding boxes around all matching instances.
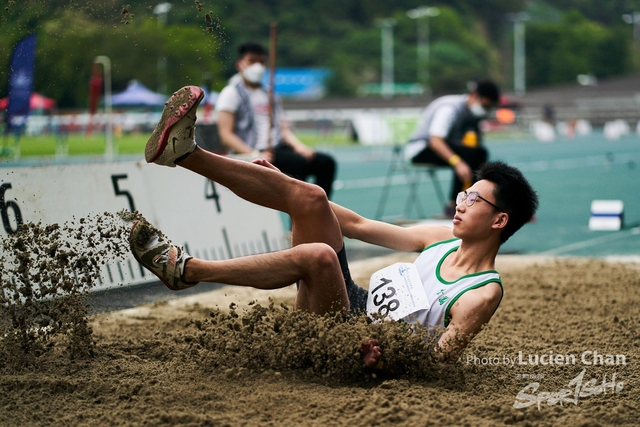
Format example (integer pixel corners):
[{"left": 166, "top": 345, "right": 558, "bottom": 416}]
[{"left": 131, "top": 86, "right": 538, "bottom": 368}]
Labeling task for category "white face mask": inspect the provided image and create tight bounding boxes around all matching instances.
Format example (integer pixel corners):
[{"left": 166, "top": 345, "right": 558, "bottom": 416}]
[
  {"left": 242, "top": 63, "right": 266, "bottom": 84},
  {"left": 469, "top": 101, "right": 487, "bottom": 118}
]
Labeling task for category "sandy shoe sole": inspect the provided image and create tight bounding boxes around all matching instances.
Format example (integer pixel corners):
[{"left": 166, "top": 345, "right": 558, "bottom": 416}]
[{"left": 145, "top": 86, "right": 204, "bottom": 164}]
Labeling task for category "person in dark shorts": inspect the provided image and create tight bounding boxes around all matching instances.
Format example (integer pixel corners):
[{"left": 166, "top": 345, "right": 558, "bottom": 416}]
[{"left": 405, "top": 80, "right": 500, "bottom": 216}]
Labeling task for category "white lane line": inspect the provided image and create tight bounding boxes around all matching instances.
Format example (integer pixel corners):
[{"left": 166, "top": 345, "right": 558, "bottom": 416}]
[
  {"left": 539, "top": 228, "right": 640, "bottom": 256},
  {"left": 334, "top": 169, "right": 450, "bottom": 191},
  {"left": 513, "top": 152, "right": 640, "bottom": 173}
]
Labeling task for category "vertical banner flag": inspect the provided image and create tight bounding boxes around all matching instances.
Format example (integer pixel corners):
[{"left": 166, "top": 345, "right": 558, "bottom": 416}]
[
  {"left": 6, "top": 34, "right": 37, "bottom": 133},
  {"left": 87, "top": 62, "right": 103, "bottom": 136},
  {"left": 89, "top": 62, "right": 103, "bottom": 115}
]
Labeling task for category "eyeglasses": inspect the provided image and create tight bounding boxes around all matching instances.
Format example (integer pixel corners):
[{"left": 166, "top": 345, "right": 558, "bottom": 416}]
[{"left": 456, "top": 190, "right": 504, "bottom": 212}]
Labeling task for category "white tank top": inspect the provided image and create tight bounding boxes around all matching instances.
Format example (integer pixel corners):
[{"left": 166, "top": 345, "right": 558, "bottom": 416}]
[{"left": 367, "top": 239, "right": 502, "bottom": 329}]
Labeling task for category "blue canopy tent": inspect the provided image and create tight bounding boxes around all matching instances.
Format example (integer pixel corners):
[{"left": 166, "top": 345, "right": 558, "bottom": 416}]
[{"left": 111, "top": 80, "right": 167, "bottom": 107}]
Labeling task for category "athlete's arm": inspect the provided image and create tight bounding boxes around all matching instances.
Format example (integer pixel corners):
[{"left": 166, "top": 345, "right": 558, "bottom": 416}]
[
  {"left": 217, "top": 110, "right": 255, "bottom": 154},
  {"left": 434, "top": 283, "right": 502, "bottom": 362},
  {"left": 330, "top": 202, "right": 453, "bottom": 252}
]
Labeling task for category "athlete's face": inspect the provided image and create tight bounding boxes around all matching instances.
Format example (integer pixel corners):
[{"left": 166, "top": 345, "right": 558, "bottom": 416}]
[{"left": 452, "top": 180, "right": 508, "bottom": 241}]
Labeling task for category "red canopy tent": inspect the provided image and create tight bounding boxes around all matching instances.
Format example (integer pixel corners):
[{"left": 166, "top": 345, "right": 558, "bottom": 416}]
[{"left": 0, "top": 92, "right": 57, "bottom": 110}]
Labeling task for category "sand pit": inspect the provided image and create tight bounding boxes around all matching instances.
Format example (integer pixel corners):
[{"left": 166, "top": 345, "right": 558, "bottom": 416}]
[{"left": 1, "top": 243, "right": 639, "bottom": 426}]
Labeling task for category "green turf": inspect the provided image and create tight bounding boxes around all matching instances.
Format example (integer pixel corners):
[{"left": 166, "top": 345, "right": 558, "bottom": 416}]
[
  {"left": 0, "top": 129, "right": 353, "bottom": 158},
  {"left": 0, "top": 133, "right": 151, "bottom": 157}
]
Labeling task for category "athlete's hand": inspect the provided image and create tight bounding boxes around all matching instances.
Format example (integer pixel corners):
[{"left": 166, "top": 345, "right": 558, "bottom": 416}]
[
  {"left": 361, "top": 339, "right": 382, "bottom": 368},
  {"left": 252, "top": 157, "right": 280, "bottom": 172}
]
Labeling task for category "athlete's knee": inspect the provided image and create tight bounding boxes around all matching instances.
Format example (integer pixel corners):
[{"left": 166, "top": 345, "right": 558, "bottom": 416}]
[
  {"left": 294, "top": 182, "right": 329, "bottom": 215},
  {"left": 298, "top": 242, "right": 339, "bottom": 271},
  {"left": 313, "top": 243, "right": 340, "bottom": 269}
]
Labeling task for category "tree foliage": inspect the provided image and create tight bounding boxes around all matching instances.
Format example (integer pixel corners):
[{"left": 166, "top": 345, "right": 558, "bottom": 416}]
[
  {"left": 0, "top": 1, "right": 223, "bottom": 108},
  {"left": 526, "top": 10, "right": 630, "bottom": 87},
  {"left": 0, "top": 0, "right": 636, "bottom": 107}
]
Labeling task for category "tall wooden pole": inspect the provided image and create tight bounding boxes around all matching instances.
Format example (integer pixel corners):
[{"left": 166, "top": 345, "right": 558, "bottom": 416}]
[{"left": 267, "top": 22, "right": 278, "bottom": 151}]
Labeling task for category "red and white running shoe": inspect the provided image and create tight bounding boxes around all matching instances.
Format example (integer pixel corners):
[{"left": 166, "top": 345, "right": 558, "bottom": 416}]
[{"left": 145, "top": 85, "right": 204, "bottom": 167}]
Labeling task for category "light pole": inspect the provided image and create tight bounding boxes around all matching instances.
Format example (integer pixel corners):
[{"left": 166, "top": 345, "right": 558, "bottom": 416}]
[
  {"left": 510, "top": 12, "right": 529, "bottom": 96},
  {"left": 153, "top": 2, "right": 172, "bottom": 94},
  {"left": 407, "top": 6, "right": 440, "bottom": 96},
  {"left": 377, "top": 18, "right": 396, "bottom": 99},
  {"left": 94, "top": 56, "right": 113, "bottom": 160},
  {"left": 622, "top": 11, "right": 640, "bottom": 42},
  {"left": 622, "top": 11, "right": 640, "bottom": 70}
]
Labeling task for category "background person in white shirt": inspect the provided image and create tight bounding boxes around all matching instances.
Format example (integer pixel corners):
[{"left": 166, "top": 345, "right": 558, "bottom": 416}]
[{"left": 215, "top": 42, "right": 337, "bottom": 199}]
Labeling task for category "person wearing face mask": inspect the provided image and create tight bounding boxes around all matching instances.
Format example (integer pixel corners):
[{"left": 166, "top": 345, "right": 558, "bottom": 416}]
[
  {"left": 405, "top": 80, "right": 500, "bottom": 217},
  {"left": 215, "top": 42, "right": 337, "bottom": 198}
]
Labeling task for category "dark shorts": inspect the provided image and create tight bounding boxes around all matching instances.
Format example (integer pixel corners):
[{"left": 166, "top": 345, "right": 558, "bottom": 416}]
[{"left": 336, "top": 246, "right": 368, "bottom": 315}]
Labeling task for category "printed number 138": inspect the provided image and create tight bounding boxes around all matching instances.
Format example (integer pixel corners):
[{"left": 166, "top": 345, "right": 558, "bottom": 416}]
[{"left": 371, "top": 277, "right": 400, "bottom": 317}]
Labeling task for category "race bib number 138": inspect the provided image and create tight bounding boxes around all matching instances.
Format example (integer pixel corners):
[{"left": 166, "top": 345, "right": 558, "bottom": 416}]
[{"left": 366, "top": 263, "right": 430, "bottom": 321}]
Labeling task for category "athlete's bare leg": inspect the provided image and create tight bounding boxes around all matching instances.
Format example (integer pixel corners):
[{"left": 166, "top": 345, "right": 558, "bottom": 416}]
[
  {"left": 178, "top": 147, "right": 342, "bottom": 250},
  {"left": 176, "top": 147, "right": 349, "bottom": 313},
  {"left": 184, "top": 243, "right": 347, "bottom": 314}
]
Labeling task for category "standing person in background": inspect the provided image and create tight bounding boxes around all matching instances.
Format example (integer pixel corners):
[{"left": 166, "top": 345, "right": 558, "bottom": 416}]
[
  {"left": 215, "top": 42, "right": 337, "bottom": 199},
  {"left": 405, "top": 80, "right": 500, "bottom": 217}
]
